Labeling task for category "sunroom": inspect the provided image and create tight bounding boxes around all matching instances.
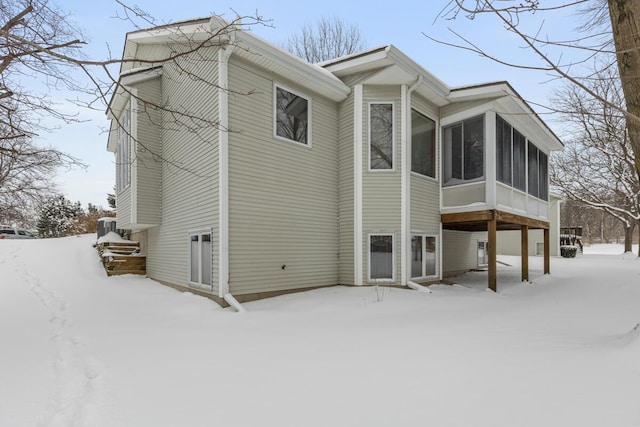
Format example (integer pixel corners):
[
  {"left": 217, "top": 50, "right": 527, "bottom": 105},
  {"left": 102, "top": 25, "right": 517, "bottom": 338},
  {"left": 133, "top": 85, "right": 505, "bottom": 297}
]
[{"left": 440, "top": 82, "right": 564, "bottom": 290}]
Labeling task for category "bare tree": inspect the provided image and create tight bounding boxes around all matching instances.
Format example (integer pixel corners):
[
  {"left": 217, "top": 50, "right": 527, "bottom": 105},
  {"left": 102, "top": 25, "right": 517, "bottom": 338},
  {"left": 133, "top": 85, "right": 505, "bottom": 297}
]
[
  {"left": 550, "top": 67, "right": 640, "bottom": 253},
  {"left": 428, "top": 1, "right": 640, "bottom": 183},
  {"left": 0, "top": 0, "right": 266, "bottom": 221},
  {"left": 284, "top": 16, "right": 367, "bottom": 63}
]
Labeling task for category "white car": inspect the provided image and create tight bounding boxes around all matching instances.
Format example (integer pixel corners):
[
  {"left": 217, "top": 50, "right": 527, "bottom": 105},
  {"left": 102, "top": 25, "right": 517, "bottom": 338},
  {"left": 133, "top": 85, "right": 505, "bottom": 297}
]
[{"left": 0, "top": 227, "right": 36, "bottom": 239}]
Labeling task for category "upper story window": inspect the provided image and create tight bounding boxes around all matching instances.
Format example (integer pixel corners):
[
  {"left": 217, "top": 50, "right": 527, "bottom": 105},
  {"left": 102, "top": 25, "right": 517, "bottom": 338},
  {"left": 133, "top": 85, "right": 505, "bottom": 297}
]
[
  {"left": 411, "top": 109, "right": 436, "bottom": 178},
  {"left": 443, "top": 115, "right": 484, "bottom": 186},
  {"left": 274, "top": 85, "right": 310, "bottom": 146},
  {"left": 496, "top": 115, "right": 548, "bottom": 200},
  {"left": 116, "top": 107, "right": 131, "bottom": 192},
  {"left": 369, "top": 103, "right": 394, "bottom": 170}
]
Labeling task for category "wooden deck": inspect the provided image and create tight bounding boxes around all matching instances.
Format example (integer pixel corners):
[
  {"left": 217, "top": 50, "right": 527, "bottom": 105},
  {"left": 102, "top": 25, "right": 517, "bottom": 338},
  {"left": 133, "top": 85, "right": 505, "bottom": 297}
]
[{"left": 97, "top": 241, "right": 146, "bottom": 276}]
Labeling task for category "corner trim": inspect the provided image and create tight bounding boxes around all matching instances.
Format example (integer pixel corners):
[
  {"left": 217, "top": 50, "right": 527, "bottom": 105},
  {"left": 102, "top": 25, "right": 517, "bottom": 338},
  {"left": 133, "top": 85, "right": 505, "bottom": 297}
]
[{"left": 354, "top": 84, "right": 363, "bottom": 286}]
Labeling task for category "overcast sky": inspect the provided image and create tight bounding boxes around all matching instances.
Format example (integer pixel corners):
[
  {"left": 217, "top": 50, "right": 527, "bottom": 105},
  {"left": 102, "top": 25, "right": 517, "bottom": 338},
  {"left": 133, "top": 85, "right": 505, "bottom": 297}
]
[{"left": 44, "top": 0, "right": 585, "bottom": 208}]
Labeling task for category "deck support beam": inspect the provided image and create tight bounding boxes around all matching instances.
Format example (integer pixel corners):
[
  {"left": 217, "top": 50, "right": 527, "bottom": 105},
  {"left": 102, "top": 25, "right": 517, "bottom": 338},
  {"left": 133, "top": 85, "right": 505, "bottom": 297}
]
[
  {"left": 521, "top": 225, "right": 529, "bottom": 282},
  {"left": 488, "top": 217, "right": 497, "bottom": 292}
]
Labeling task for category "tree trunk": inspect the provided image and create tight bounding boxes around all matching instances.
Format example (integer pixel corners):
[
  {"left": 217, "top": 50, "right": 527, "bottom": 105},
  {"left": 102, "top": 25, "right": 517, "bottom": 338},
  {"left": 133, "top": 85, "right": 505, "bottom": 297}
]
[
  {"left": 608, "top": 0, "right": 640, "bottom": 181},
  {"left": 624, "top": 223, "right": 633, "bottom": 252}
]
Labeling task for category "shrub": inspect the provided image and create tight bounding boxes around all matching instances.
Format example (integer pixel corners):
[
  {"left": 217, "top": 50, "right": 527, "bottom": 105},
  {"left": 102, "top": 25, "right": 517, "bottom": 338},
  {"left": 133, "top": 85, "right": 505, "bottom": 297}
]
[{"left": 560, "top": 245, "right": 578, "bottom": 258}]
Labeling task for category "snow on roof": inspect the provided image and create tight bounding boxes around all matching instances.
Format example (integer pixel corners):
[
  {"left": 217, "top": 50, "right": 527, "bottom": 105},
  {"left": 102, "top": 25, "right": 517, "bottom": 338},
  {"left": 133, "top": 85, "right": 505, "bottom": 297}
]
[
  {"left": 98, "top": 217, "right": 117, "bottom": 222},
  {"left": 96, "top": 231, "right": 133, "bottom": 244}
]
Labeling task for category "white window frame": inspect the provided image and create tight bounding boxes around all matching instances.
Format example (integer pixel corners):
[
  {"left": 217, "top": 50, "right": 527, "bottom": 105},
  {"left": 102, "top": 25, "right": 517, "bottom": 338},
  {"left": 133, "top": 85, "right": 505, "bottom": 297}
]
[
  {"left": 273, "top": 83, "right": 312, "bottom": 148},
  {"left": 367, "top": 233, "right": 395, "bottom": 282},
  {"left": 410, "top": 108, "right": 437, "bottom": 180},
  {"left": 116, "top": 106, "right": 131, "bottom": 192},
  {"left": 442, "top": 114, "right": 485, "bottom": 186},
  {"left": 368, "top": 102, "right": 395, "bottom": 172},
  {"left": 189, "top": 230, "right": 212, "bottom": 288},
  {"left": 410, "top": 233, "right": 439, "bottom": 279}
]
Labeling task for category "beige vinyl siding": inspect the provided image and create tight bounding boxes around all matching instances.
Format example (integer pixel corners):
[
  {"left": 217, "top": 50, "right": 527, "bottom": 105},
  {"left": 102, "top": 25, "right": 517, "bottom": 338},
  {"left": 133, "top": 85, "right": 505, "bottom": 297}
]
[
  {"left": 410, "top": 93, "right": 441, "bottom": 233},
  {"left": 145, "top": 45, "right": 220, "bottom": 295},
  {"left": 442, "top": 230, "right": 487, "bottom": 274},
  {"left": 411, "top": 176, "right": 440, "bottom": 232},
  {"left": 362, "top": 85, "right": 401, "bottom": 283},
  {"left": 338, "top": 92, "right": 355, "bottom": 285},
  {"left": 116, "top": 187, "right": 132, "bottom": 229},
  {"left": 132, "top": 77, "right": 162, "bottom": 226},
  {"left": 497, "top": 230, "right": 544, "bottom": 256},
  {"left": 227, "top": 58, "right": 339, "bottom": 295}
]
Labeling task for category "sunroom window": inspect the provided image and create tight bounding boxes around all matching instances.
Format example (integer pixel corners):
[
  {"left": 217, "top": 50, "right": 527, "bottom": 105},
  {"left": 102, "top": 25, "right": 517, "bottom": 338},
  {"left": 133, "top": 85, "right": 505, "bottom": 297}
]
[
  {"left": 443, "top": 115, "right": 484, "bottom": 185},
  {"left": 411, "top": 109, "right": 436, "bottom": 178},
  {"left": 528, "top": 142, "right": 548, "bottom": 201},
  {"left": 369, "top": 103, "right": 394, "bottom": 170},
  {"left": 275, "top": 86, "right": 310, "bottom": 145}
]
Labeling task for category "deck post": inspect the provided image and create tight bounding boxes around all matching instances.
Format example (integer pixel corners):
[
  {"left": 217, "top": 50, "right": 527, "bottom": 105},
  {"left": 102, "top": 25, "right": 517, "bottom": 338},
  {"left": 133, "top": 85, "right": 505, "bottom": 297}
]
[
  {"left": 521, "top": 225, "right": 529, "bottom": 282},
  {"left": 488, "top": 217, "right": 497, "bottom": 292},
  {"left": 544, "top": 228, "right": 550, "bottom": 274}
]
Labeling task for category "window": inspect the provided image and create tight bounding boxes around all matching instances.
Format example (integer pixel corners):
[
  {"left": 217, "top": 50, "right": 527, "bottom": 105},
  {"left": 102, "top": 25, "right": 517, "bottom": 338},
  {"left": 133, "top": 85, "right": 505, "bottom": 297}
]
[
  {"left": 411, "top": 110, "right": 436, "bottom": 178},
  {"left": 496, "top": 116, "right": 512, "bottom": 186},
  {"left": 443, "top": 115, "right": 484, "bottom": 185},
  {"left": 495, "top": 115, "right": 533, "bottom": 194},
  {"left": 538, "top": 150, "right": 548, "bottom": 201},
  {"left": 526, "top": 142, "right": 548, "bottom": 200},
  {"left": 116, "top": 107, "right": 131, "bottom": 191},
  {"left": 275, "top": 86, "right": 310, "bottom": 145},
  {"left": 512, "top": 129, "right": 527, "bottom": 192},
  {"left": 190, "top": 232, "right": 212, "bottom": 287},
  {"left": 411, "top": 234, "right": 437, "bottom": 279},
  {"left": 369, "top": 234, "right": 394, "bottom": 281},
  {"left": 369, "top": 103, "right": 394, "bottom": 170},
  {"left": 528, "top": 141, "right": 539, "bottom": 199}
]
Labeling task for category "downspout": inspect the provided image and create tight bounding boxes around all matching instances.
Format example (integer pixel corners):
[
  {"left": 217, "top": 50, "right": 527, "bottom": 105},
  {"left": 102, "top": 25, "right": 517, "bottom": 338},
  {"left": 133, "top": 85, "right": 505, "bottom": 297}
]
[
  {"left": 217, "top": 24, "right": 245, "bottom": 312},
  {"left": 401, "top": 75, "right": 422, "bottom": 289}
]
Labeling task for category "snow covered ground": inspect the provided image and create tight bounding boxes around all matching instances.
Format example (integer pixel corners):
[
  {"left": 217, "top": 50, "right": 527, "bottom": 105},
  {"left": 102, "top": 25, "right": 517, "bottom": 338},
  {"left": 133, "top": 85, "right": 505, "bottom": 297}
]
[{"left": 1, "top": 235, "right": 639, "bottom": 427}]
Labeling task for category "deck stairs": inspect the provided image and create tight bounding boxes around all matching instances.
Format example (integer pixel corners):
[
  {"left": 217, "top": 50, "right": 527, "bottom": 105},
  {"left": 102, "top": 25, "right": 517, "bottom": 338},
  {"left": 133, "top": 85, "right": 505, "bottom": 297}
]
[{"left": 97, "top": 240, "right": 146, "bottom": 276}]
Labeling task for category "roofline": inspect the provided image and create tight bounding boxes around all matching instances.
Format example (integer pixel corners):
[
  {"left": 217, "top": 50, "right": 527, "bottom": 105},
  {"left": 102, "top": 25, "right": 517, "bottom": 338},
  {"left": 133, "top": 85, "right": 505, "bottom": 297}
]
[{"left": 451, "top": 81, "right": 564, "bottom": 148}]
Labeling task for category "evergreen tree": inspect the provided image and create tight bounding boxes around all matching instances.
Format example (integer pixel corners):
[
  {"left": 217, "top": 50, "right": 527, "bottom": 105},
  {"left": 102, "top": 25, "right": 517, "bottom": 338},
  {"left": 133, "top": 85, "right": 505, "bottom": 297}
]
[{"left": 36, "top": 195, "right": 83, "bottom": 238}]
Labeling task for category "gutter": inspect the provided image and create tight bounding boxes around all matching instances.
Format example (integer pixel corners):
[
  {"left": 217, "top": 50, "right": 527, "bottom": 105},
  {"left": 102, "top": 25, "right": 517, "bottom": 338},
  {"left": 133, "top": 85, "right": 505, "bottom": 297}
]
[
  {"left": 224, "top": 293, "right": 247, "bottom": 313},
  {"left": 401, "top": 75, "right": 423, "bottom": 289},
  {"left": 217, "top": 19, "right": 235, "bottom": 305},
  {"left": 407, "top": 281, "right": 432, "bottom": 294}
]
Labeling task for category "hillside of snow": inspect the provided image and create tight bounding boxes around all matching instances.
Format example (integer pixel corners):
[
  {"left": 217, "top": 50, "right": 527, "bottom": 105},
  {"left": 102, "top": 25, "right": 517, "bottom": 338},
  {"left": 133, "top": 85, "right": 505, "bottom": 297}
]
[{"left": 1, "top": 235, "right": 639, "bottom": 426}]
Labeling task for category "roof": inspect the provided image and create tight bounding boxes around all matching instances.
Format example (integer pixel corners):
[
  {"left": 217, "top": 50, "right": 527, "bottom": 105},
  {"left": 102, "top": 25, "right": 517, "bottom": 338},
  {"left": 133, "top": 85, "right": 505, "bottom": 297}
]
[
  {"left": 448, "top": 81, "right": 564, "bottom": 151},
  {"left": 108, "top": 16, "right": 350, "bottom": 114},
  {"left": 322, "top": 45, "right": 451, "bottom": 106}
]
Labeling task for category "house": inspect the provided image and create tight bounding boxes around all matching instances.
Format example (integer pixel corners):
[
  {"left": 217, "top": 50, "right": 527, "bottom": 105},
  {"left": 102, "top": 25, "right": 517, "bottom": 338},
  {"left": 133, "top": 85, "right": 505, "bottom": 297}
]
[{"left": 106, "top": 17, "right": 563, "bottom": 306}]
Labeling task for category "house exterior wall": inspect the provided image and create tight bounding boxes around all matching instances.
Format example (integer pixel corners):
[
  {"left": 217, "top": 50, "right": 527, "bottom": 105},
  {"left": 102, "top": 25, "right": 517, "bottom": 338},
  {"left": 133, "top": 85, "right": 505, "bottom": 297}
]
[
  {"left": 131, "top": 78, "right": 162, "bottom": 227},
  {"left": 145, "top": 45, "right": 220, "bottom": 295},
  {"left": 226, "top": 58, "right": 340, "bottom": 295},
  {"left": 116, "top": 187, "right": 132, "bottom": 229},
  {"left": 362, "top": 85, "right": 402, "bottom": 284},
  {"left": 442, "top": 230, "right": 487, "bottom": 275},
  {"left": 497, "top": 195, "right": 562, "bottom": 257},
  {"left": 338, "top": 91, "right": 355, "bottom": 285}
]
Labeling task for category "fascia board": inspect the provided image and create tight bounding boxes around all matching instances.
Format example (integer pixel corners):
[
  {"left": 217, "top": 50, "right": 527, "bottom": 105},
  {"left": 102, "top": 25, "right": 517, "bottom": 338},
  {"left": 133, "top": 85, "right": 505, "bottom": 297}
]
[
  {"left": 321, "top": 47, "right": 392, "bottom": 76},
  {"left": 447, "top": 83, "right": 511, "bottom": 102}
]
